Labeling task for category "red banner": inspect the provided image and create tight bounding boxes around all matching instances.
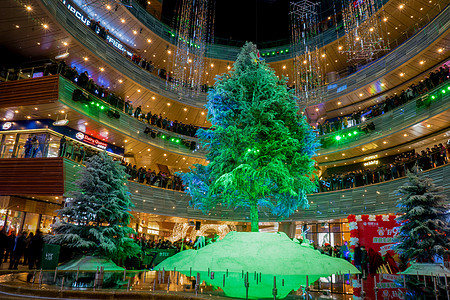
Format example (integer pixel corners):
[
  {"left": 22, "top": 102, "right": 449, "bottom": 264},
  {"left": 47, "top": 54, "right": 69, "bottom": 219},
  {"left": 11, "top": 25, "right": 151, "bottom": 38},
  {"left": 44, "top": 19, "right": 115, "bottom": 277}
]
[{"left": 357, "top": 217, "right": 398, "bottom": 255}]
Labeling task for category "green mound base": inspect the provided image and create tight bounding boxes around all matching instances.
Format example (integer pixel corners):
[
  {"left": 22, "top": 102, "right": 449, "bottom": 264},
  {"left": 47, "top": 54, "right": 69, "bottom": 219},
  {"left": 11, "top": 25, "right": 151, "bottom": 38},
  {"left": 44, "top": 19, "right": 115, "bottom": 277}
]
[
  {"left": 57, "top": 255, "right": 125, "bottom": 271},
  {"left": 156, "top": 232, "right": 360, "bottom": 299}
]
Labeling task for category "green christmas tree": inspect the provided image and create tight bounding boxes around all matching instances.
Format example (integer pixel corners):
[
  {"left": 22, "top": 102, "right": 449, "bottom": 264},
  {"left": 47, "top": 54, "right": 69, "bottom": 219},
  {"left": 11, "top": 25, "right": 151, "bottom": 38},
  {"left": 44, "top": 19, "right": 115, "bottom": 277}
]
[
  {"left": 394, "top": 169, "right": 450, "bottom": 299},
  {"left": 46, "top": 152, "right": 140, "bottom": 262},
  {"left": 181, "top": 42, "right": 318, "bottom": 232}
]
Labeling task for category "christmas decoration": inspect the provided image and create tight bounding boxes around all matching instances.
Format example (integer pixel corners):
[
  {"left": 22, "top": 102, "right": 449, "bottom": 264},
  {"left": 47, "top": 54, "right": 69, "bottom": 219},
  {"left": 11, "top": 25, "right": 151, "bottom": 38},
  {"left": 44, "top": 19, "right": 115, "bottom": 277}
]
[
  {"left": 393, "top": 170, "right": 449, "bottom": 263},
  {"left": 180, "top": 42, "right": 318, "bottom": 232},
  {"left": 170, "top": 0, "right": 215, "bottom": 96},
  {"left": 340, "top": 0, "right": 389, "bottom": 62},
  {"left": 45, "top": 152, "right": 140, "bottom": 262},
  {"left": 289, "top": 0, "right": 326, "bottom": 106},
  {"left": 394, "top": 169, "right": 450, "bottom": 299},
  {"left": 156, "top": 231, "right": 360, "bottom": 299}
]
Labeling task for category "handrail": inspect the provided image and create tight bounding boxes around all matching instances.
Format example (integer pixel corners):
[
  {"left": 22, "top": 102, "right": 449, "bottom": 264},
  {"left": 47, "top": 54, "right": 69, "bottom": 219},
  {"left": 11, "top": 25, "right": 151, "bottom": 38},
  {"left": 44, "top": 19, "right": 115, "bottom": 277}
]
[
  {"left": 318, "top": 79, "right": 450, "bottom": 138},
  {"left": 58, "top": 76, "right": 208, "bottom": 158},
  {"left": 63, "top": 158, "right": 450, "bottom": 222},
  {"left": 306, "top": 3, "right": 450, "bottom": 105},
  {"left": 41, "top": 0, "right": 450, "bottom": 108},
  {"left": 40, "top": 0, "right": 209, "bottom": 107},
  {"left": 317, "top": 88, "right": 450, "bottom": 156}
]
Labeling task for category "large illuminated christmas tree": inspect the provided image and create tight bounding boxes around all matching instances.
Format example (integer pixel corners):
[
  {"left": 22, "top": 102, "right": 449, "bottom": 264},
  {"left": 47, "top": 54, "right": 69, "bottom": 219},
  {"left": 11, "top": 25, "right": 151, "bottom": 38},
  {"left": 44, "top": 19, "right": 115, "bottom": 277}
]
[
  {"left": 182, "top": 42, "right": 318, "bottom": 231},
  {"left": 46, "top": 152, "right": 140, "bottom": 263}
]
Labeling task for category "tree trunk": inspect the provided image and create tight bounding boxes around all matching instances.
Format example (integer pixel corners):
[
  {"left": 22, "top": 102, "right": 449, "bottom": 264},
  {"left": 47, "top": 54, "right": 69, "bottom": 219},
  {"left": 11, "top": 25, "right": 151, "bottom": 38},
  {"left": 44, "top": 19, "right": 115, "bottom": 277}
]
[{"left": 250, "top": 202, "right": 259, "bottom": 232}]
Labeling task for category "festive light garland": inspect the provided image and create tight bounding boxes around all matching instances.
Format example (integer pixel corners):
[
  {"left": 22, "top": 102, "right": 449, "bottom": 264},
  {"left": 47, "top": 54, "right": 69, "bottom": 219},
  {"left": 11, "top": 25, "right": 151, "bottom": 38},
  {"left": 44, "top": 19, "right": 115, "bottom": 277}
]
[
  {"left": 340, "top": 0, "right": 390, "bottom": 62},
  {"left": 169, "top": 0, "right": 215, "bottom": 96},
  {"left": 289, "top": 0, "right": 326, "bottom": 107}
]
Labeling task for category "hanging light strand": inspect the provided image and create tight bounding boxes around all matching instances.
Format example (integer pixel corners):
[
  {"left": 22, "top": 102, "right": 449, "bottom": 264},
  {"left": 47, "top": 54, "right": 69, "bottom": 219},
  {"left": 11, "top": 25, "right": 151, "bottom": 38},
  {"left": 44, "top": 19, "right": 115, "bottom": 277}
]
[
  {"left": 290, "top": 0, "right": 325, "bottom": 107},
  {"left": 340, "top": 0, "right": 389, "bottom": 62},
  {"left": 170, "top": 0, "right": 215, "bottom": 97}
]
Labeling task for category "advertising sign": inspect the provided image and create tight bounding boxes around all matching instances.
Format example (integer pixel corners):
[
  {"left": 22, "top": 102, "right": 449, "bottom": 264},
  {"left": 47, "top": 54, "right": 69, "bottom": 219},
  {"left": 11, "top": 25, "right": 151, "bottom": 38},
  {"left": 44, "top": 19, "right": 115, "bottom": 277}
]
[
  {"left": 75, "top": 132, "right": 107, "bottom": 150},
  {"left": 357, "top": 217, "right": 398, "bottom": 255},
  {"left": 40, "top": 244, "right": 61, "bottom": 270}
]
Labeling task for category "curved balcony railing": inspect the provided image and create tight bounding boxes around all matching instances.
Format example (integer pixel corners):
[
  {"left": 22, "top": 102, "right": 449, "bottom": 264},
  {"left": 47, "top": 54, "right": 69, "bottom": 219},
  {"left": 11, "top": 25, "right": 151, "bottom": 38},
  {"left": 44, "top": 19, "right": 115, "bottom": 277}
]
[
  {"left": 307, "top": 3, "right": 450, "bottom": 105},
  {"left": 58, "top": 76, "right": 207, "bottom": 158},
  {"left": 318, "top": 86, "right": 450, "bottom": 156},
  {"left": 123, "top": 0, "right": 353, "bottom": 62},
  {"left": 40, "top": 0, "right": 209, "bottom": 108},
  {"left": 60, "top": 73, "right": 449, "bottom": 158},
  {"left": 41, "top": 0, "right": 449, "bottom": 110},
  {"left": 63, "top": 156, "right": 450, "bottom": 222}
]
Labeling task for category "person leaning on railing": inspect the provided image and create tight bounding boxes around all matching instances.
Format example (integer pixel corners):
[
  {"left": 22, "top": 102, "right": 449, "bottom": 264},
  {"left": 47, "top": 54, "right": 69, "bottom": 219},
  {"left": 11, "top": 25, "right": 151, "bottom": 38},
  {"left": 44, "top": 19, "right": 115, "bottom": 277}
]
[
  {"left": 318, "top": 144, "right": 448, "bottom": 192},
  {"left": 316, "top": 64, "right": 449, "bottom": 136}
]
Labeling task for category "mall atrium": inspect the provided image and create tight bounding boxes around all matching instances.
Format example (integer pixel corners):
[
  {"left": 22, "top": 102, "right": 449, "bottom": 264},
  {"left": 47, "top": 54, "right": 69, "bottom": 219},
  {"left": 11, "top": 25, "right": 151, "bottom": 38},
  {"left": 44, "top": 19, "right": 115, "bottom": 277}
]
[{"left": 0, "top": 0, "right": 449, "bottom": 298}]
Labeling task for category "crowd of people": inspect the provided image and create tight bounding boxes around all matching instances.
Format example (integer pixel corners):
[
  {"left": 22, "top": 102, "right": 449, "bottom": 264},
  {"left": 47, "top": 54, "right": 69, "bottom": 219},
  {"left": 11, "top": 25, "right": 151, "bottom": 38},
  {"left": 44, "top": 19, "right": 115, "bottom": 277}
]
[
  {"left": 319, "top": 143, "right": 449, "bottom": 192},
  {"left": 86, "top": 17, "right": 211, "bottom": 94},
  {"left": 31, "top": 60, "right": 204, "bottom": 140},
  {"left": 58, "top": 135, "right": 102, "bottom": 163},
  {"left": 128, "top": 106, "right": 200, "bottom": 137},
  {"left": 121, "top": 161, "right": 184, "bottom": 191},
  {"left": 0, "top": 229, "right": 44, "bottom": 270},
  {"left": 317, "top": 64, "right": 450, "bottom": 136}
]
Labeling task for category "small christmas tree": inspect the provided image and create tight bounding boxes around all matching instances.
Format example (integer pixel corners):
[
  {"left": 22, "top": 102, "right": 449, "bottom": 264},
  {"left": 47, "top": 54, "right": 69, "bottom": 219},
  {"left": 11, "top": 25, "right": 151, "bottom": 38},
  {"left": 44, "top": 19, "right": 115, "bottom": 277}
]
[
  {"left": 394, "top": 169, "right": 450, "bottom": 263},
  {"left": 181, "top": 42, "right": 318, "bottom": 232},
  {"left": 394, "top": 169, "right": 450, "bottom": 299},
  {"left": 46, "top": 152, "right": 140, "bottom": 262}
]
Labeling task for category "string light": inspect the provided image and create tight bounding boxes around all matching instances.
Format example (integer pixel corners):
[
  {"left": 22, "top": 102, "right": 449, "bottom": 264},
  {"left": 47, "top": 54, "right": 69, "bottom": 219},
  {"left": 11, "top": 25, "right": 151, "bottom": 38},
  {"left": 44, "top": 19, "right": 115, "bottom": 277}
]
[
  {"left": 290, "top": 0, "right": 325, "bottom": 106},
  {"left": 340, "top": 0, "right": 389, "bottom": 62},
  {"left": 170, "top": 0, "right": 215, "bottom": 96}
]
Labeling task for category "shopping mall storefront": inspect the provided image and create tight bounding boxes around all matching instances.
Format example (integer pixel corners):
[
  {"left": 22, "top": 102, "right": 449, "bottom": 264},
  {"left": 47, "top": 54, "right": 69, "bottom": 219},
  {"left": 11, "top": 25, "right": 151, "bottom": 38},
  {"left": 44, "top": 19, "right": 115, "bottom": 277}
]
[
  {"left": 0, "top": 119, "right": 124, "bottom": 160},
  {"left": 0, "top": 119, "right": 125, "bottom": 235}
]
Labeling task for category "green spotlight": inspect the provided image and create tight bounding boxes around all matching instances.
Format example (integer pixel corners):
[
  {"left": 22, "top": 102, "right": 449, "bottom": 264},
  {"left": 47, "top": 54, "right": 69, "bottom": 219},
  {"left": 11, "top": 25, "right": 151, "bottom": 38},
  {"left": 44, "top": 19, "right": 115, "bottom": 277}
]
[
  {"left": 100, "top": 106, "right": 104, "bottom": 110},
  {"left": 335, "top": 135, "right": 342, "bottom": 141},
  {"left": 280, "top": 50, "right": 284, "bottom": 54},
  {"left": 286, "top": 49, "right": 289, "bottom": 53},
  {"left": 353, "top": 131, "right": 357, "bottom": 135},
  {"left": 84, "top": 104, "right": 88, "bottom": 107},
  {"left": 348, "top": 133, "right": 352, "bottom": 137},
  {"left": 248, "top": 149, "right": 251, "bottom": 152},
  {"left": 431, "top": 95, "right": 436, "bottom": 100},
  {"left": 96, "top": 103, "right": 99, "bottom": 107},
  {"left": 272, "top": 52, "right": 275, "bottom": 55},
  {"left": 161, "top": 135, "right": 166, "bottom": 139},
  {"left": 442, "top": 89, "right": 446, "bottom": 94},
  {"left": 90, "top": 102, "right": 94, "bottom": 105},
  {"left": 176, "top": 139, "right": 180, "bottom": 143},
  {"left": 447, "top": 86, "right": 450, "bottom": 90}
]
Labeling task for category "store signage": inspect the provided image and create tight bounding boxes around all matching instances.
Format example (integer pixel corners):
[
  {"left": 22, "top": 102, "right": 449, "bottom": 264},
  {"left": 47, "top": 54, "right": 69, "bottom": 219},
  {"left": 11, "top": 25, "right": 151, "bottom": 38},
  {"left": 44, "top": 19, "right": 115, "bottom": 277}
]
[
  {"left": 337, "top": 85, "right": 347, "bottom": 93},
  {"left": 106, "top": 35, "right": 126, "bottom": 52},
  {"left": 60, "top": 0, "right": 133, "bottom": 58},
  {"left": 363, "top": 154, "right": 378, "bottom": 161},
  {"left": 2, "top": 122, "right": 12, "bottom": 130},
  {"left": 75, "top": 132, "right": 107, "bottom": 150},
  {"left": 363, "top": 160, "right": 379, "bottom": 166},
  {"left": 60, "top": 0, "right": 91, "bottom": 27},
  {"left": 147, "top": 229, "right": 159, "bottom": 235},
  {"left": 327, "top": 83, "right": 337, "bottom": 90},
  {"left": 105, "top": 36, "right": 132, "bottom": 56},
  {"left": 53, "top": 119, "right": 69, "bottom": 126}
]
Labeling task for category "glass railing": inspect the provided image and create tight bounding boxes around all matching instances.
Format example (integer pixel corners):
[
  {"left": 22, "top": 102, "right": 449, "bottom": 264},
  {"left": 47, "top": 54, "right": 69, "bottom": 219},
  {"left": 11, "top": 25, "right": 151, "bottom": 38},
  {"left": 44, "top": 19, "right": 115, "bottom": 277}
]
[
  {"left": 124, "top": 161, "right": 450, "bottom": 222},
  {"left": 0, "top": 269, "right": 355, "bottom": 298},
  {"left": 0, "top": 140, "right": 97, "bottom": 163},
  {"left": 318, "top": 78, "right": 450, "bottom": 139},
  {"left": 58, "top": 76, "right": 207, "bottom": 158},
  {"left": 1, "top": 65, "right": 204, "bottom": 142},
  {"left": 39, "top": 0, "right": 450, "bottom": 108},
  {"left": 318, "top": 151, "right": 449, "bottom": 192}
]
